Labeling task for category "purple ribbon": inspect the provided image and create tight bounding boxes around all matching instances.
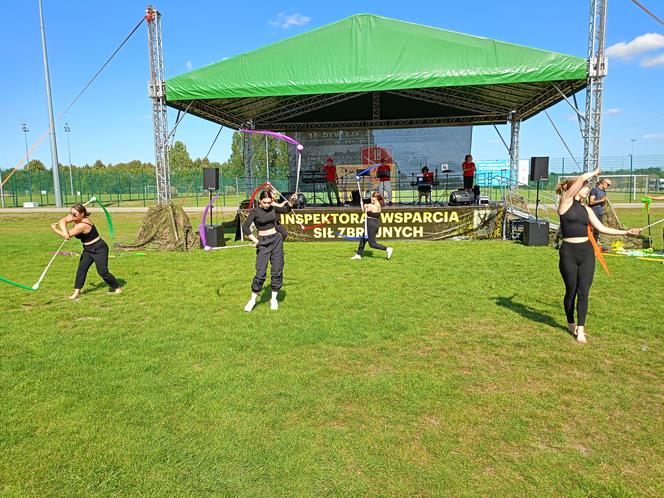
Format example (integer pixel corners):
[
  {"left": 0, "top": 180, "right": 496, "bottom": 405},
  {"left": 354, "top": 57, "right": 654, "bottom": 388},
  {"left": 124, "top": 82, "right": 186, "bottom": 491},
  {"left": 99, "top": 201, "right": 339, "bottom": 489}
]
[
  {"left": 199, "top": 193, "right": 220, "bottom": 250},
  {"left": 239, "top": 129, "right": 303, "bottom": 148},
  {"left": 334, "top": 231, "right": 367, "bottom": 241}
]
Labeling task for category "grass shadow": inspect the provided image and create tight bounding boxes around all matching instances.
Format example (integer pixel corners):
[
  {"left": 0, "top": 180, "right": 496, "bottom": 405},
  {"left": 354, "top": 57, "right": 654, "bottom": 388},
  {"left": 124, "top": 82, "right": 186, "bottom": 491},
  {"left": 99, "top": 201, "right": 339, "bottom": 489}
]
[
  {"left": 86, "top": 278, "right": 127, "bottom": 294},
  {"left": 494, "top": 294, "right": 569, "bottom": 334}
]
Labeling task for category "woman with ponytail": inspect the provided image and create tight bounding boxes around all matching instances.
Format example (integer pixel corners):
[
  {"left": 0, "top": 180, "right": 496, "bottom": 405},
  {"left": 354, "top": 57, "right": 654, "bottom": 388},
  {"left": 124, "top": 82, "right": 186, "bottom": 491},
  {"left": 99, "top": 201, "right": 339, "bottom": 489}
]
[{"left": 556, "top": 168, "right": 640, "bottom": 343}]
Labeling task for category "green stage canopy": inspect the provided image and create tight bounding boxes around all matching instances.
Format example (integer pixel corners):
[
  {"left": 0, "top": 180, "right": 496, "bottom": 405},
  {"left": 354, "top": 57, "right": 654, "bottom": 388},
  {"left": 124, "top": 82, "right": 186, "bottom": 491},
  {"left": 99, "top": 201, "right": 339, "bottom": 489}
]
[{"left": 166, "top": 14, "right": 587, "bottom": 131}]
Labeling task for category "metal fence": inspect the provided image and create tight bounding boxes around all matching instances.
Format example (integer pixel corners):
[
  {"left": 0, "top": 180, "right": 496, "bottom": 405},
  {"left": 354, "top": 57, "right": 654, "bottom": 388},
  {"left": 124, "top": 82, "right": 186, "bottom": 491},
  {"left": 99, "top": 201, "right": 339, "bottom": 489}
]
[{"left": 1, "top": 154, "right": 662, "bottom": 208}]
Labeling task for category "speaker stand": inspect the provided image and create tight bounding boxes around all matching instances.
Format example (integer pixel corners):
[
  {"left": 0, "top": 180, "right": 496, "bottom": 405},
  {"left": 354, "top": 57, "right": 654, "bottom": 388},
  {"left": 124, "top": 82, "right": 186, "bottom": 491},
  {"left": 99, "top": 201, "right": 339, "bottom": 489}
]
[{"left": 535, "top": 179, "right": 541, "bottom": 222}]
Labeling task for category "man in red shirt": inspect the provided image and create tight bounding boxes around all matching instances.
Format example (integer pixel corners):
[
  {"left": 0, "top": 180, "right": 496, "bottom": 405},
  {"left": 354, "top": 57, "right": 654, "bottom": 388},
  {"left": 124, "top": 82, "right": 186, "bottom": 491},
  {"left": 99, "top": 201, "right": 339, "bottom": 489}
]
[
  {"left": 418, "top": 166, "right": 434, "bottom": 205},
  {"left": 376, "top": 162, "right": 392, "bottom": 205},
  {"left": 322, "top": 157, "right": 341, "bottom": 206}
]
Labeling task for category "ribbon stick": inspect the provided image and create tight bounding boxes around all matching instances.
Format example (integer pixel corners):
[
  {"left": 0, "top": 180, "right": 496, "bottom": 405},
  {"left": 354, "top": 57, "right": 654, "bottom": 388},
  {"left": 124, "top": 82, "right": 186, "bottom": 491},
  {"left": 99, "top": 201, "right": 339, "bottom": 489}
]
[
  {"left": 209, "top": 244, "right": 254, "bottom": 250},
  {"left": 355, "top": 176, "right": 369, "bottom": 240},
  {"left": 295, "top": 151, "right": 302, "bottom": 194},
  {"left": 640, "top": 217, "right": 664, "bottom": 231}
]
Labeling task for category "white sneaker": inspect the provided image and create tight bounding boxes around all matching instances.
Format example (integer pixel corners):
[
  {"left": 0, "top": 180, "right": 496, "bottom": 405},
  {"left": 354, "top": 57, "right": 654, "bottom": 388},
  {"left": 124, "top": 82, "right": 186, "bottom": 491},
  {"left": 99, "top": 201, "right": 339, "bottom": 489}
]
[
  {"left": 350, "top": 254, "right": 362, "bottom": 260},
  {"left": 244, "top": 299, "right": 256, "bottom": 312},
  {"left": 386, "top": 247, "right": 393, "bottom": 260},
  {"left": 270, "top": 299, "right": 278, "bottom": 311}
]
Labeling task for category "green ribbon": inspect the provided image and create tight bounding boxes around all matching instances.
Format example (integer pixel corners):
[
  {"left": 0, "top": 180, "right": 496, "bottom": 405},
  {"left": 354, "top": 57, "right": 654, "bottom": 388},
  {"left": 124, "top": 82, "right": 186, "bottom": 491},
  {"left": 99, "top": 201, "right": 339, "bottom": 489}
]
[
  {"left": 95, "top": 198, "right": 114, "bottom": 241},
  {"left": 0, "top": 276, "right": 35, "bottom": 291}
]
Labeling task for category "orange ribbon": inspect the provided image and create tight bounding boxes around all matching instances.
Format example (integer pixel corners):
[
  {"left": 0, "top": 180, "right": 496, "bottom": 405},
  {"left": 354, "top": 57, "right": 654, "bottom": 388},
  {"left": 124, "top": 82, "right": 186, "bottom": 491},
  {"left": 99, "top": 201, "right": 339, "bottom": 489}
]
[{"left": 588, "top": 225, "right": 610, "bottom": 276}]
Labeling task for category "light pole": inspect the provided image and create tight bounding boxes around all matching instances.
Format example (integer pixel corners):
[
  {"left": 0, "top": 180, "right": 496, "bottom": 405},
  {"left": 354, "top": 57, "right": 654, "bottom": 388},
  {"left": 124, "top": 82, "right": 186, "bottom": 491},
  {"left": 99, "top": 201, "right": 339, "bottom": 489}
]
[
  {"left": 22, "top": 123, "right": 32, "bottom": 202},
  {"left": 629, "top": 138, "right": 637, "bottom": 202},
  {"left": 64, "top": 123, "right": 74, "bottom": 198}
]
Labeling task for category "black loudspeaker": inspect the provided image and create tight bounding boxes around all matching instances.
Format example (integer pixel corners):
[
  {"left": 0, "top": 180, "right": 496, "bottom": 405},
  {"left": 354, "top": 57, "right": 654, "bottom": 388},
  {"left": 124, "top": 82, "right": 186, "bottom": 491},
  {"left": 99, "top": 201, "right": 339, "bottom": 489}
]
[
  {"left": 199, "top": 225, "right": 225, "bottom": 249},
  {"left": 529, "top": 157, "right": 549, "bottom": 181},
  {"left": 282, "top": 192, "right": 307, "bottom": 209},
  {"left": 203, "top": 168, "right": 219, "bottom": 191},
  {"left": 523, "top": 220, "right": 550, "bottom": 246},
  {"left": 449, "top": 190, "right": 474, "bottom": 206},
  {"left": 351, "top": 190, "right": 361, "bottom": 206}
]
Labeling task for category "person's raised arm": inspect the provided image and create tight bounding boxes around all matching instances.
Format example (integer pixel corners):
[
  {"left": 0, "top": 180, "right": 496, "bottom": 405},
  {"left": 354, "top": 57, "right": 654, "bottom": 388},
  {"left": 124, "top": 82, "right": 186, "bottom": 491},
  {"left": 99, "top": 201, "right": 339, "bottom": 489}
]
[{"left": 561, "top": 167, "right": 601, "bottom": 203}]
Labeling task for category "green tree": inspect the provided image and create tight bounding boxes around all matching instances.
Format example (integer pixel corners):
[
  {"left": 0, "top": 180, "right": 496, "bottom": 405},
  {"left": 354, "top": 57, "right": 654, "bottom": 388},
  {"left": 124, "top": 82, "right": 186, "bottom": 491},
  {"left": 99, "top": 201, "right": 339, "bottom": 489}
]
[
  {"left": 92, "top": 160, "right": 106, "bottom": 169},
  {"left": 169, "top": 140, "right": 194, "bottom": 170},
  {"left": 25, "top": 159, "right": 46, "bottom": 171}
]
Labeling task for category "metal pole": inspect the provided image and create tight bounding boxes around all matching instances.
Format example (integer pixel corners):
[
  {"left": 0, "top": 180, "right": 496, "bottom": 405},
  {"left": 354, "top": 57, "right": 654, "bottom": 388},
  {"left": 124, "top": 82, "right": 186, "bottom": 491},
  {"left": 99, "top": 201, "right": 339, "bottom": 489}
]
[
  {"left": 265, "top": 134, "right": 270, "bottom": 183},
  {"left": 65, "top": 123, "right": 74, "bottom": 197},
  {"left": 0, "top": 170, "right": 4, "bottom": 208},
  {"left": 38, "top": 0, "right": 62, "bottom": 207},
  {"left": 22, "top": 123, "right": 32, "bottom": 202}
]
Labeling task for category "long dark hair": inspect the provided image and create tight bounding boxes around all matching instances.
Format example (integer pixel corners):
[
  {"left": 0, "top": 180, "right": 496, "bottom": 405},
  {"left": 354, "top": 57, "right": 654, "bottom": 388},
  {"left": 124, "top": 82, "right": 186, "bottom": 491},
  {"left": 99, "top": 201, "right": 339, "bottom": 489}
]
[
  {"left": 464, "top": 154, "right": 473, "bottom": 162},
  {"left": 372, "top": 191, "right": 385, "bottom": 206},
  {"left": 71, "top": 203, "right": 90, "bottom": 217},
  {"left": 258, "top": 190, "right": 274, "bottom": 201}
]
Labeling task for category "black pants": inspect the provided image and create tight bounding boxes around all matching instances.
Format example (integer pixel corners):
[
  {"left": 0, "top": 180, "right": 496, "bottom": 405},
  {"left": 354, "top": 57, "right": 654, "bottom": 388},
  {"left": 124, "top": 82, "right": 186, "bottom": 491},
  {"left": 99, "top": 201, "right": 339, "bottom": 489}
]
[
  {"left": 559, "top": 241, "right": 595, "bottom": 326},
  {"left": 593, "top": 214, "right": 603, "bottom": 241},
  {"left": 75, "top": 239, "right": 120, "bottom": 290},
  {"left": 356, "top": 217, "right": 387, "bottom": 255},
  {"left": 463, "top": 175, "right": 474, "bottom": 189},
  {"left": 252, "top": 233, "right": 284, "bottom": 293}
]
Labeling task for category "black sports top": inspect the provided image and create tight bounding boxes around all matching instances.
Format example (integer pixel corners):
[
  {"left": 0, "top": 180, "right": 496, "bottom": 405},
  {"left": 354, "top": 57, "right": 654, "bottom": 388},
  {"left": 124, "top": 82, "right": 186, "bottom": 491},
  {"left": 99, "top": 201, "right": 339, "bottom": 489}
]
[
  {"left": 242, "top": 205, "right": 291, "bottom": 236},
  {"left": 74, "top": 221, "right": 100, "bottom": 243},
  {"left": 366, "top": 210, "right": 380, "bottom": 219},
  {"left": 559, "top": 199, "right": 589, "bottom": 238}
]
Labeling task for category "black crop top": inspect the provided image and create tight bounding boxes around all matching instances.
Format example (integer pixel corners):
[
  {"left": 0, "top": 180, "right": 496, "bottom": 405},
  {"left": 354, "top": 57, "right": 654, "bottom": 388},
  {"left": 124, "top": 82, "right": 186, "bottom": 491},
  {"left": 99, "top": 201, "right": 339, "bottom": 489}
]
[
  {"left": 242, "top": 205, "right": 291, "bottom": 235},
  {"left": 559, "top": 199, "right": 589, "bottom": 238},
  {"left": 74, "top": 222, "right": 100, "bottom": 243},
  {"left": 366, "top": 210, "right": 380, "bottom": 219}
]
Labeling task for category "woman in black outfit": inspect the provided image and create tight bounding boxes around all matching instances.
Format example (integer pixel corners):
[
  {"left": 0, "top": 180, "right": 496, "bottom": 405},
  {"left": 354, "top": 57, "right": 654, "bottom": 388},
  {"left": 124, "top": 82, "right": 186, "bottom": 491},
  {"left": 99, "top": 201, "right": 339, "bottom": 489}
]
[
  {"left": 351, "top": 191, "right": 393, "bottom": 261},
  {"left": 557, "top": 168, "right": 640, "bottom": 343},
  {"left": 242, "top": 190, "right": 295, "bottom": 312},
  {"left": 50, "top": 203, "right": 122, "bottom": 299}
]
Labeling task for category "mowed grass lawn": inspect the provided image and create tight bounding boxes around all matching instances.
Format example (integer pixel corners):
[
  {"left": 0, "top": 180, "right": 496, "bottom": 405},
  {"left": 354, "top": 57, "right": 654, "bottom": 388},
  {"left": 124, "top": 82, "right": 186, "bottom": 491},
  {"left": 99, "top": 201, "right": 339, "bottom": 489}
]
[{"left": 0, "top": 210, "right": 662, "bottom": 496}]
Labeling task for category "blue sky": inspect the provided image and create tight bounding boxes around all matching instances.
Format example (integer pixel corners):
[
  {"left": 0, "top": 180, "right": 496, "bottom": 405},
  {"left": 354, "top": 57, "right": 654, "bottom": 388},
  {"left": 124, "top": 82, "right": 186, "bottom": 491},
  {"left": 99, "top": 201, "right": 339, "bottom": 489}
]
[{"left": 1, "top": 0, "right": 662, "bottom": 172}]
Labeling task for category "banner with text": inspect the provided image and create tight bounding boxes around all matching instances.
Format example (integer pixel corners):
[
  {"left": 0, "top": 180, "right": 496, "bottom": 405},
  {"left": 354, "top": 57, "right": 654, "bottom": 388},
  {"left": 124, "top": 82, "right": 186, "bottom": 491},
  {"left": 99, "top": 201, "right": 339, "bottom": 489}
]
[{"left": 239, "top": 206, "right": 505, "bottom": 242}]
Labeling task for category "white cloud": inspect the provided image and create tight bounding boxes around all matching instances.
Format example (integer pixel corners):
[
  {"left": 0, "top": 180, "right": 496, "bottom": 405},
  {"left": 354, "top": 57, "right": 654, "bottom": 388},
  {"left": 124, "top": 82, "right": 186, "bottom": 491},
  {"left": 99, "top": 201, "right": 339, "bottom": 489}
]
[
  {"left": 606, "top": 33, "right": 664, "bottom": 59},
  {"left": 642, "top": 133, "right": 664, "bottom": 140},
  {"left": 566, "top": 114, "right": 579, "bottom": 121},
  {"left": 640, "top": 53, "right": 664, "bottom": 67},
  {"left": 185, "top": 60, "right": 193, "bottom": 70},
  {"left": 269, "top": 12, "right": 311, "bottom": 29},
  {"left": 605, "top": 108, "right": 623, "bottom": 116}
]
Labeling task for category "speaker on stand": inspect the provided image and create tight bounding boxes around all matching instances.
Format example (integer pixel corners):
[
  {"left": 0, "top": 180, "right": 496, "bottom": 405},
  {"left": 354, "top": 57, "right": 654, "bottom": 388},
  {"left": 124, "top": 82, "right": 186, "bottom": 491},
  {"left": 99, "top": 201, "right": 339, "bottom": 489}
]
[
  {"left": 530, "top": 157, "right": 549, "bottom": 222},
  {"left": 201, "top": 168, "right": 225, "bottom": 249}
]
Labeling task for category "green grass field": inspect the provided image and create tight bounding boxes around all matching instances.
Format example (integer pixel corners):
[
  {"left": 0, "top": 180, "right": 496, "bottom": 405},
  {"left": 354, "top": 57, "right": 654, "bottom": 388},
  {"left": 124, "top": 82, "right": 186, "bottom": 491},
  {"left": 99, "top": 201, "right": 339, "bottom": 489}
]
[{"left": 1, "top": 210, "right": 663, "bottom": 496}]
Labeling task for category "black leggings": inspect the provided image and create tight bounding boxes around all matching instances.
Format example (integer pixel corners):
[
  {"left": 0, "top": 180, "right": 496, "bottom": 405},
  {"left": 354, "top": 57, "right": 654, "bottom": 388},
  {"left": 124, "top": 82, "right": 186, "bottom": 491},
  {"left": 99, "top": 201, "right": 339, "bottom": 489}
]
[
  {"left": 559, "top": 241, "right": 595, "bottom": 326},
  {"left": 252, "top": 233, "right": 284, "bottom": 293},
  {"left": 75, "top": 239, "right": 120, "bottom": 290},
  {"left": 356, "top": 217, "right": 387, "bottom": 255}
]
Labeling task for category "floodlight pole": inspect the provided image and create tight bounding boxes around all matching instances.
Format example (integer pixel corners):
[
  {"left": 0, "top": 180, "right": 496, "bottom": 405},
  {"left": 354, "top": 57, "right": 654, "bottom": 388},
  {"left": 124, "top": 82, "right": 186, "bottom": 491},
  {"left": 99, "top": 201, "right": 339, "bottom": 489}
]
[
  {"left": 38, "top": 0, "right": 63, "bottom": 207},
  {"left": 146, "top": 5, "right": 171, "bottom": 204},
  {"left": 582, "top": 0, "right": 608, "bottom": 173}
]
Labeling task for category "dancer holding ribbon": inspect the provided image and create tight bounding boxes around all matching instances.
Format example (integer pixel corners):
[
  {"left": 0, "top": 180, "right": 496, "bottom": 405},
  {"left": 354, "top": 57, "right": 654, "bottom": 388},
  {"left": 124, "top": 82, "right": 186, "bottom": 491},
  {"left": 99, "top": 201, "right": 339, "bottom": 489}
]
[
  {"left": 350, "top": 191, "right": 393, "bottom": 261},
  {"left": 556, "top": 168, "right": 640, "bottom": 343},
  {"left": 242, "top": 190, "right": 296, "bottom": 312},
  {"left": 50, "top": 203, "right": 122, "bottom": 300}
]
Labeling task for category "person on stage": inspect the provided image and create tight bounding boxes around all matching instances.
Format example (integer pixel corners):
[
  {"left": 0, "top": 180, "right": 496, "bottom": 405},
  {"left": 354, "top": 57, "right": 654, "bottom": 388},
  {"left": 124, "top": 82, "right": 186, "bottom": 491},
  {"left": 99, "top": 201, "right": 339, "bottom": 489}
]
[
  {"left": 242, "top": 190, "right": 296, "bottom": 311},
  {"left": 588, "top": 177, "right": 612, "bottom": 241},
  {"left": 323, "top": 157, "right": 342, "bottom": 206},
  {"left": 351, "top": 191, "right": 393, "bottom": 260},
  {"left": 462, "top": 154, "right": 476, "bottom": 192},
  {"left": 417, "top": 166, "right": 433, "bottom": 205},
  {"left": 50, "top": 203, "right": 122, "bottom": 300},
  {"left": 376, "top": 162, "right": 392, "bottom": 205},
  {"left": 556, "top": 169, "right": 640, "bottom": 343}
]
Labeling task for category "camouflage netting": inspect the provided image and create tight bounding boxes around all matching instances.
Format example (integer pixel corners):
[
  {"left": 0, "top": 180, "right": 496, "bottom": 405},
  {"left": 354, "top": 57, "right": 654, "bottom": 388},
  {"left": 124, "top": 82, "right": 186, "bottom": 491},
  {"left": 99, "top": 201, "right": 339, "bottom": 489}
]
[
  {"left": 118, "top": 202, "right": 199, "bottom": 251},
  {"left": 599, "top": 200, "right": 643, "bottom": 249}
]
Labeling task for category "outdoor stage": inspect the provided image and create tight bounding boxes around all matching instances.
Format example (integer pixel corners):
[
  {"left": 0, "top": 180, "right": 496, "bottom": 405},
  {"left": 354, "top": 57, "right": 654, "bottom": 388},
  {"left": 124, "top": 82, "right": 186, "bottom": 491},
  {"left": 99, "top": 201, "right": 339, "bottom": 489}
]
[{"left": 237, "top": 202, "right": 506, "bottom": 242}]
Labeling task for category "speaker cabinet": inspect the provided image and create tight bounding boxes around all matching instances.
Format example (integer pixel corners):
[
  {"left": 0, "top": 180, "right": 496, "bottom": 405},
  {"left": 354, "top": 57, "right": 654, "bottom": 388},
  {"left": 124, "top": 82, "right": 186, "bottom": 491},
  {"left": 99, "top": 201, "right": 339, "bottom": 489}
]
[
  {"left": 199, "top": 225, "right": 225, "bottom": 249},
  {"left": 523, "top": 220, "right": 549, "bottom": 246},
  {"left": 530, "top": 157, "right": 549, "bottom": 181},
  {"left": 203, "top": 168, "right": 219, "bottom": 191},
  {"left": 449, "top": 190, "right": 474, "bottom": 206}
]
